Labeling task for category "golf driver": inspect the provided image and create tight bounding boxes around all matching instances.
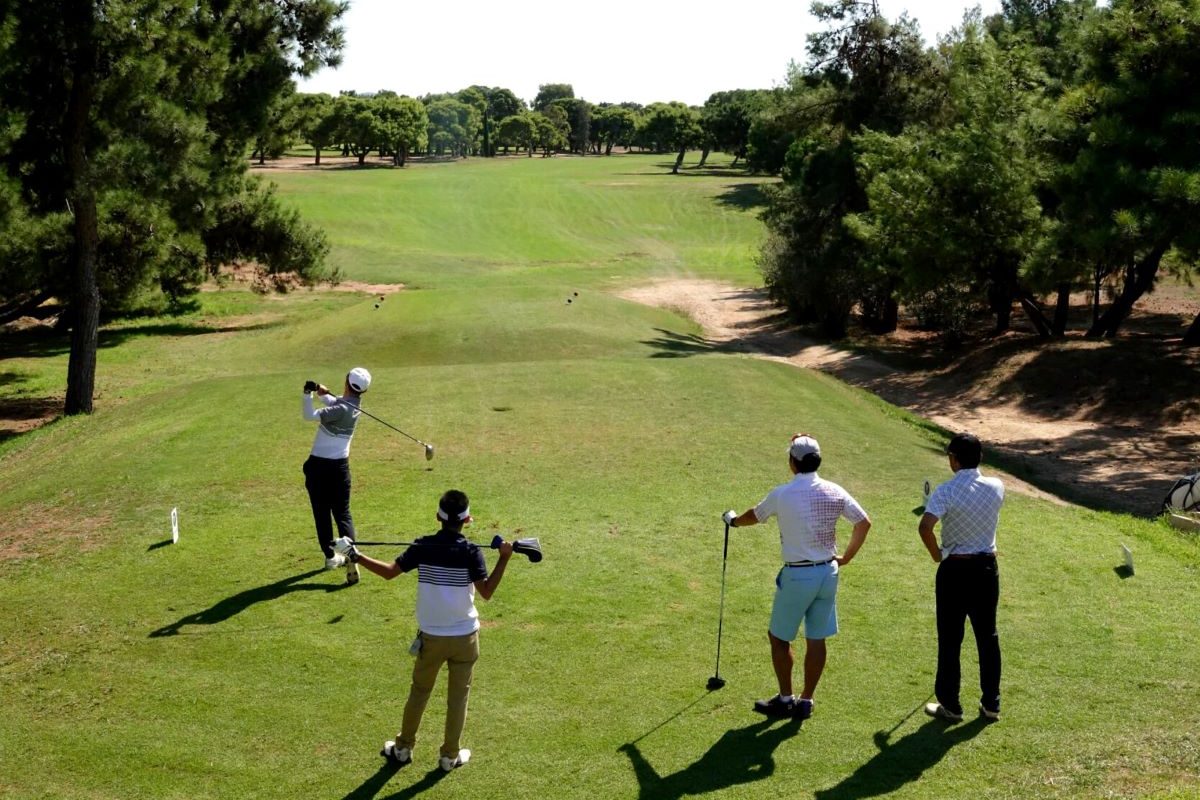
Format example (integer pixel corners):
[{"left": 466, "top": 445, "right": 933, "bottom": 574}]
[
  {"left": 706, "top": 521, "right": 731, "bottom": 691},
  {"left": 355, "top": 535, "right": 544, "bottom": 562},
  {"left": 305, "top": 381, "right": 434, "bottom": 460}
]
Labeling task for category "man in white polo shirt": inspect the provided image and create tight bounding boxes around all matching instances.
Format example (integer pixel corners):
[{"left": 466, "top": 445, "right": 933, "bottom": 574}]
[
  {"left": 918, "top": 432, "right": 1005, "bottom": 723},
  {"left": 301, "top": 367, "right": 370, "bottom": 584},
  {"left": 723, "top": 433, "right": 872, "bottom": 721},
  {"left": 332, "top": 490, "right": 513, "bottom": 772}
]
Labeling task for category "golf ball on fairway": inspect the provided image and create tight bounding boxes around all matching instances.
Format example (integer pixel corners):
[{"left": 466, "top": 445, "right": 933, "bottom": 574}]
[
  {"left": 566, "top": 298, "right": 572, "bottom": 304},
  {"left": 374, "top": 303, "right": 379, "bottom": 309}
]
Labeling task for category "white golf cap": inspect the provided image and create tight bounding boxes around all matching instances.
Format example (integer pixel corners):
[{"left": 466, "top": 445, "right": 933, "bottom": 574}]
[
  {"left": 347, "top": 367, "right": 372, "bottom": 393},
  {"left": 788, "top": 433, "right": 821, "bottom": 460}
]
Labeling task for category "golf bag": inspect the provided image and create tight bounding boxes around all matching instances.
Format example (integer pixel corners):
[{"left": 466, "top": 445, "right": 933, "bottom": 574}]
[{"left": 1162, "top": 472, "right": 1200, "bottom": 514}]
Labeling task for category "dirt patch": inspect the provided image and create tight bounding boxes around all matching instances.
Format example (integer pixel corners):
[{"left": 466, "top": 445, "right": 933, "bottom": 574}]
[
  {"left": 208, "top": 263, "right": 404, "bottom": 296},
  {"left": 620, "top": 279, "right": 1200, "bottom": 515},
  {"left": 0, "top": 500, "right": 114, "bottom": 562}
]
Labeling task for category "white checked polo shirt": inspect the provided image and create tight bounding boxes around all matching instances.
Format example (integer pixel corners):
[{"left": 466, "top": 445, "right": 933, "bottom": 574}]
[
  {"left": 754, "top": 473, "right": 869, "bottom": 563},
  {"left": 925, "top": 468, "right": 1005, "bottom": 557}
]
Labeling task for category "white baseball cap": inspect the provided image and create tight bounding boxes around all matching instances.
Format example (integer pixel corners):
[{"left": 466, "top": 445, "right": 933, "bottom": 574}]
[
  {"left": 788, "top": 433, "right": 821, "bottom": 460},
  {"left": 347, "top": 367, "right": 372, "bottom": 393}
]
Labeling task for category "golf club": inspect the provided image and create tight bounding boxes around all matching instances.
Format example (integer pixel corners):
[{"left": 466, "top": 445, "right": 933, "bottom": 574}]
[
  {"left": 706, "top": 521, "right": 731, "bottom": 691},
  {"left": 354, "top": 535, "right": 544, "bottom": 562},
  {"left": 306, "top": 381, "right": 434, "bottom": 460}
]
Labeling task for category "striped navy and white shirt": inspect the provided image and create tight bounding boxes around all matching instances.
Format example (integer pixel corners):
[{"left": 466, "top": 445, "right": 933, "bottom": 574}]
[
  {"left": 925, "top": 468, "right": 1005, "bottom": 557},
  {"left": 396, "top": 531, "right": 488, "bottom": 636}
]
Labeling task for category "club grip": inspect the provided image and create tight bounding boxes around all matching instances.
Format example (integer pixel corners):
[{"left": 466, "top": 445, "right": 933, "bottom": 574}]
[{"left": 304, "top": 380, "right": 317, "bottom": 393}]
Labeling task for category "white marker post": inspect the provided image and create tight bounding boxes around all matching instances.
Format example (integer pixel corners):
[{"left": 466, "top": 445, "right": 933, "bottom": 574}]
[
  {"left": 1120, "top": 543, "right": 1134, "bottom": 575},
  {"left": 171, "top": 507, "right": 179, "bottom": 544}
]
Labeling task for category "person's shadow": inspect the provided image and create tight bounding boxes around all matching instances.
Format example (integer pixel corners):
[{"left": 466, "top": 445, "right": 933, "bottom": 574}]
[
  {"left": 619, "top": 717, "right": 801, "bottom": 799},
  {"left": 814, "top": 716, "right": 990, "bottom": 800},
  {"left": 338, "top": 761, "right": 447, "bottom": 800},
  {"left": 149, "top": 569, "right": 348, "bottom": 637}
]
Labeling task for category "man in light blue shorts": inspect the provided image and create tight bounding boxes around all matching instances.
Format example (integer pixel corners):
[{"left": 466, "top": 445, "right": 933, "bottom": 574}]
[{"left": 723, "top": 434, "right": 872, "bottom": 721}]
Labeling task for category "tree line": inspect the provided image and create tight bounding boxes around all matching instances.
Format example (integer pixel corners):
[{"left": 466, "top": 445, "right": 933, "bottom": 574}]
[
  {"left": 257, "top": 83, "right": 755, "bottom": 174},
  {"left": 754, "top": 0, "right": 1200, "bottom": 346}
]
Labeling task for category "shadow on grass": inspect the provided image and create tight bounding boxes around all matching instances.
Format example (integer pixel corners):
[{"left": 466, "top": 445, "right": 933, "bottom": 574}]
[
  {"left": 814, "top": 717, "right": 990, "bottom": 800},
  {"left": 1, "top": 320, "right": 282, "bottom": 360},
  {"left": 714, "top": 182, "right": 769, "bottom": 210},
  {"left": 338, "top": 760, "right": 449, "bottom": 800},
  {"left": 148, "top": 569, "right": 348, "bottom": 637},
  {"left": 620, "top": 717, "right": 801, "bottom": 799}
]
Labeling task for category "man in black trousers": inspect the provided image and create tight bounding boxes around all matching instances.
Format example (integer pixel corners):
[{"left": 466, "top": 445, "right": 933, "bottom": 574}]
[
  {"left": 917, "top": 432, "right": 1005, "bottom": 722},
  {"left": 302, "top": 367, "right": 371, "bottom": 584}
]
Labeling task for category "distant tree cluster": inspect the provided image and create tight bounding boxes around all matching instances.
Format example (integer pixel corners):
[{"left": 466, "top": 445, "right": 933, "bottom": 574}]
[
  {"left": 754, "top": 0, "right": 1200, "bottom": 345},
  {"left": 268, "top": 83, "right": 779, "bottom": 175}
]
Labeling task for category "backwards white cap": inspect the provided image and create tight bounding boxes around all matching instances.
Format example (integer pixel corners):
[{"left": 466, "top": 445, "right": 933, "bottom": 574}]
[
  {"left": 788, "top": 433, "right": 821, "bottom": 460},
  {"left": 347, "top": 367, "right": 371, "bottom": 393}
]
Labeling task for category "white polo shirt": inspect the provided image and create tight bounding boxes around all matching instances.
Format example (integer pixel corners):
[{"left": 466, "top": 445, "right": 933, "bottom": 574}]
[
  {"left": 754, "top": 472, "right": 869, "bottom": 563},
  {"left": 925, "top": 468, "right": 1004, "bottom": 556}
]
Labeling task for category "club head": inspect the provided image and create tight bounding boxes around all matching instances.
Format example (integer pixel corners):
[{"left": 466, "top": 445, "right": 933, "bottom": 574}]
[
  {"left": 424, "top": 444, "right": 434, "bottom": 461},
  {"left": 706, "top": 676, "right": 726, "bottom": 691}
]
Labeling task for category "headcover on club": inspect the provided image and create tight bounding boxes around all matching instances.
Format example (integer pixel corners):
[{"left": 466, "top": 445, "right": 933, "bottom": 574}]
[{"left": 490, "top": 534, "right": 543, "bottom": 563}]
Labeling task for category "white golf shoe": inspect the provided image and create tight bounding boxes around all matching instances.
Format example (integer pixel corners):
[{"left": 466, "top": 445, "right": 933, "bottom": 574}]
[
  {"left": 346, "top": 560, "right": 360, "bottom": 585},
  {"left": 439, "top": 749, "right": 471, "bottom": 771},
  {"left": 325, "top": 554, "right": 346, "bottom": 569},
  {"left": 380, "top": 741, "right": 411, "bottom": 765}
]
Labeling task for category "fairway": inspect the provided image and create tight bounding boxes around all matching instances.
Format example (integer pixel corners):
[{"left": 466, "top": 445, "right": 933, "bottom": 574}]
[{"left": 1, "top": 155, "right": 1197, "bottom": 800}]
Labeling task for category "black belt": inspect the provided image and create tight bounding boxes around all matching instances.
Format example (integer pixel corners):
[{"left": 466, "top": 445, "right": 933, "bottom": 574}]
[
  {"left": 945, "top": 553, "right": 995, "bottom": 560},
  {"left": 784, "top": 559, "right": 833, "bottom": 568}
]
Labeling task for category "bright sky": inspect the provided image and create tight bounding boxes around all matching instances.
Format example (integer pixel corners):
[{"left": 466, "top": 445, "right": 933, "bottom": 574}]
[{"left": 298, "top": 1, "right": 1003, "bottom": 106}]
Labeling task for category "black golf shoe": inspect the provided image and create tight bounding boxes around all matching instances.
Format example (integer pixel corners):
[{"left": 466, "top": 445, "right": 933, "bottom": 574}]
[
  {"left": 794, "top": 698, "right": 814, "bottom": 721},
  {"left": 752, "top": 695, "right": 795, "bottom": 718}
]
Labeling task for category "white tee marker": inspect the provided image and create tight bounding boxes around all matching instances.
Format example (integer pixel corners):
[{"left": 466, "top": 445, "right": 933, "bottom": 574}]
[
  {"left": 1120, "top": 543, "right": 1133, "bottom": 575},
  {"left": 171, "top": 507, "right": 179, "bottom": 544}
]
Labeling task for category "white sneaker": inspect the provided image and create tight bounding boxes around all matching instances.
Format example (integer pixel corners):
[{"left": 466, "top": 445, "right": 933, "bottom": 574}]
[
  {"left": 325, "top": 554, "right": 346, "bottom": 569},
  {"left": 346, "top": 560, "right": 360, "bottom": 585},
  {"left": 439, "top": 748, "right": 471, "bottom": 771},
  {"left": 380, "top": 740, "right": 411, "bottom": 765}
]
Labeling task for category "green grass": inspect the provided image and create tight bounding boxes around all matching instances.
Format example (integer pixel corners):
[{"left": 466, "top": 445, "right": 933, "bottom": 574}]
[{"left": 1, "top": 154, "right": 1197, "bottom": 800}]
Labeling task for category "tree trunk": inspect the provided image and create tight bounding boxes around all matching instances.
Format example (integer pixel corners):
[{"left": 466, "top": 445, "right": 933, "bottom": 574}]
[
  {"left": 314, "top": 147, "right": 321, "bottom": 165},
  {"left": 1184, "top": 311, "right": 1200, "bottom": 346},
  {"left": 672, "top": 147, "right": 686, "bottom": 174},
  {"left": 697, "top": 147, "right": 710, "bottom": 167},
  {"left": 1086, "top": 238, "right": 1171, "bottom": 338},
  {"left": 605, "top": 142, "right": 613, "bottom": 156},
  {"left": 64, "top": 0, "right": 99, "bottom": 416},
  {"left": 357, "top": 150, "right": 366, "bottom": 165},
  {"left": 482, "top": 115, "right": 491, "bottom": 157},
  {"left": 398, "top": 144, "right": 407, "bottom": 167},
  {"left": 1017, "top": 292, "right": 1052, "bottom": 339},
  {"left": 1051, "top": 282, "right": 1071, "bottom": 336}
]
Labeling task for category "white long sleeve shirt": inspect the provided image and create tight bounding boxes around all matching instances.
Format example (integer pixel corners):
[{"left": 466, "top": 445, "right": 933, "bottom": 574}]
[{"left": 302, "top": 393, "right": 360, "bottom": 459}]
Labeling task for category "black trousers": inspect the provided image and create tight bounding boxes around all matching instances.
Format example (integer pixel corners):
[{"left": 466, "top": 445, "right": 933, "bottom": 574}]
[
  {"left": 303, "top": 456, "right": 355, "bottom": 558},
  {"left": 935, "top": 557, "right": 1001, "bottom": 714}
]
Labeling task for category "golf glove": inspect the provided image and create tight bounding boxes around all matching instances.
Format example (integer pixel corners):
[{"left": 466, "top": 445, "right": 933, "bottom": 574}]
[
  {"left": 303, "top": 380, "right": 317, "bottom": 393},
  {"left": 332, "top": 537, "right": 360, "bottom": 563},
  {"left": 722, "top": 510, "right": 737, "bottom": 527}
]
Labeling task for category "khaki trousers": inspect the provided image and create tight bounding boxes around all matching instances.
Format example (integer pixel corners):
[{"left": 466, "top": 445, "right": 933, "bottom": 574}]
[{"left": 398, "top": 631, "right": 479, "bottom": 758}]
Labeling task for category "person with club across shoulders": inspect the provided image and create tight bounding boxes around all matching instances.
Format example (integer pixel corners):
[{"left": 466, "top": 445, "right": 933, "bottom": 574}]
[
  {"left": 722, "top": 433, "right": 871, "bottom": 721},
  {"left": 918, "top": 432, "right": 1005, "bottom": 723},
  {"left": 333, "top": 490, "right": 513, "bottom": 772},
  {"left": 302, "top": 367, "right": 370, "bottom": 585}
]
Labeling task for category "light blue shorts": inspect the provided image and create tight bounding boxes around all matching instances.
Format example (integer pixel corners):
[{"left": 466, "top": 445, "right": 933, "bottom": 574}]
[{"left": 769, "top": 562, "right": 839, "bottom": 641}]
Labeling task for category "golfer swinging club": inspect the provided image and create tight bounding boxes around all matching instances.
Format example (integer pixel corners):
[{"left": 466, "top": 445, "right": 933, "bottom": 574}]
[
  {"left": 302, "top": 367, "right": 371, "bottom": 585},
  {"left": 332, "top": 490, "right": 512, "bottom": 772},
  {"left": 723, "top": 433, "right": 871, "bottom": 721}
]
